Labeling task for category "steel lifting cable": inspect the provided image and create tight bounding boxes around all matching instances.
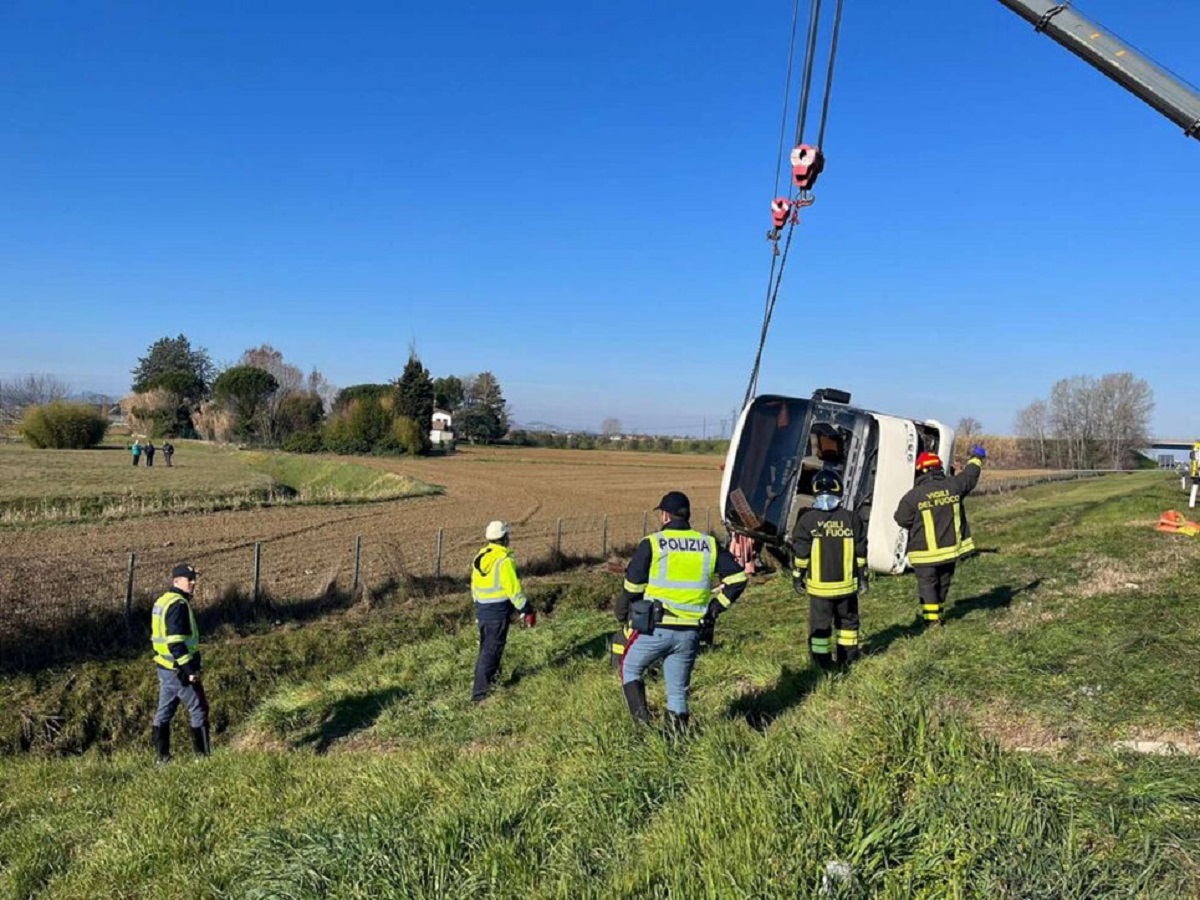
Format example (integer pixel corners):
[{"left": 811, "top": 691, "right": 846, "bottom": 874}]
[{"left": 744, "top": 0, "right": 844, "bottom": 407}]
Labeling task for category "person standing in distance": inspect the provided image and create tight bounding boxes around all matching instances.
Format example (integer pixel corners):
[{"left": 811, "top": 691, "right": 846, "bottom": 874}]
[
  {"left": 471, "top": 521, "right": 536, "bottom": 703},
  {"left": 150, "top": 563, "right": 210, "bottom": 761},
  {"left": 894, "top": 445, "right": 986, "bottom": 626},
  {"left": 617, "top": 491, "right": 748, "bottom": 733}
]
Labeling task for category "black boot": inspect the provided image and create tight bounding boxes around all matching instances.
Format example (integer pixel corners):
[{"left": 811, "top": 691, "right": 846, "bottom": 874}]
[
  {"left": 837, "top": 646, "right": 861, "bottom": 670},
  {"left": 665, "top": 711, "right": 690, "bottom": 738},
  {"left": 152, "top": 725, "right": 171, "bottom": 764},
  {"left": 622, "top": 680, "right": 651, "bottom": 724},
  {"left": 190, "top": 724, "right": 211, "bottom": 757},
  {"left": 811, "top": 652, "right": 837, "bottom": 673}
]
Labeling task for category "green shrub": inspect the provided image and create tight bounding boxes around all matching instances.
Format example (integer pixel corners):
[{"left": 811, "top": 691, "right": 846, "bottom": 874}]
[
  {"left": 281, "top": 429, "right": 325, "bottom": 454},
  {"left": 392, "top": 416, "right": 424, "bottom": 455},
  {"left": 20, "top": 402, "right": 109, "bottom": 449}
]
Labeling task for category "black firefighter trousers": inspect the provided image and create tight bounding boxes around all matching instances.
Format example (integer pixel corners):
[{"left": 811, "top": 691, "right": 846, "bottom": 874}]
[
  {"left": 473, "top": 616, "right": 511, "bottom": 701},
  {"left": 915, "top": 562, "right": 956, "bottom": 624}
]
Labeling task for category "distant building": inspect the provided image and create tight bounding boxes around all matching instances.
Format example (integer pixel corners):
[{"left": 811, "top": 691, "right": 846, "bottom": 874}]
[{"left": 431, "top": 408, "right": 454, "bottom": 447}]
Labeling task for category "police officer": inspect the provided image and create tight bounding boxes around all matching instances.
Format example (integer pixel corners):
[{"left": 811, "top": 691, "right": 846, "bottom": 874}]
[
  {"left": 894, "top": 445, "right": 986, "bottom": 626},
  {"left": 151, "top": 563, "right": 209, "bottom": 761},
  {"left": 791, "top": 469, "right": 867, "bottom": 671},
  {"left": 617, "top": 491, "right": 748, "bottom": 732},
  {"left": 471, "top": 521, "right": 536, "bottom": 703}
]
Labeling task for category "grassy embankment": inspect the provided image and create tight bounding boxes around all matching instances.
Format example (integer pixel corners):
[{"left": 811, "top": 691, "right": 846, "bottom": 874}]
[
  {"left": 0, "top": 442, "right": 441, "bottom": 524},
  {"left": 3, "top": 472, "right": 1200, "bottom": 897}
]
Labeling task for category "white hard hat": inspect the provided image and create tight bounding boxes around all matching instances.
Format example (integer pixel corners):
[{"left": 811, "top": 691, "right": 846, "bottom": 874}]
[{"left": 485, "top": 520, "right": 509, "bottom": 541}]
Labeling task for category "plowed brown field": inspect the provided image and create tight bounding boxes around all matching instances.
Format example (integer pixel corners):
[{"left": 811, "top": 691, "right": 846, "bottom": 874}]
[{"left": 0, "top": 447, "right": 727, "bottom": 624}]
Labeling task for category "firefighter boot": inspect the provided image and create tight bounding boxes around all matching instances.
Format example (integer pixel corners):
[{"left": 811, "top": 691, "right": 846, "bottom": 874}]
[
  {"left": 623, "top": 680, "right": 651, "bottom": 724},
  {"left": 191, "top": 724, "right": 211, "bottom": 757},
  {"left": 152, "top": 725, "right": 171, "bottom": 764},
  {"left": 665, "top": 711, "right": 690, "bottom": 739},
  {"left": 810, "top": 652, "right": 837, "bottom": 673},
  {"left": 837, "top": 645, "right": 861, "bottom": 670}
]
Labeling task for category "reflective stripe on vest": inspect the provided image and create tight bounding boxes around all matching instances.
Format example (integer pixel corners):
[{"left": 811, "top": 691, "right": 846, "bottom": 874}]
[
  {"left": 646, "top": 530, "right": 716, "bottom": 624},
  {"left": 807, "top": 535, "right": 856, "bottom": 598},
  {"left": 471, "top": 545, "right": 526, "bottom": 607},
  {"left": 151, "top": 591, "right": 199, "bottom": 669},
  {"left": 909, "top": 500, "right": 965, "bottom": 566}
]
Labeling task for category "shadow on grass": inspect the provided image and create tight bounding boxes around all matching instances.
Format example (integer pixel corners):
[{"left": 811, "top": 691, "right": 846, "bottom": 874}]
[
  {"left": 502, "top": 631, "right": 612, "bottom": 689},
  {"left": 302, "top": 685, "right": 410, "bottom": 754},
  {"left": 866, "top": 578, "right": 1043, "bottom": 658},
  {"left": 727, "top": 664, "right": 827, "bottom": 732}
]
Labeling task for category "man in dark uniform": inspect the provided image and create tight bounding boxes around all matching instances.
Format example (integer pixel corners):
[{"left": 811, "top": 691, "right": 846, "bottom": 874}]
[
  {"left": 471, "top": 521, "right": 536, "bottom": 703},
  {"left": 791, "top": 469, "right": 867, "bottom": 671},
  {"left": 150, "top": 563, "right": 210, "bottom": 761},
  {"left": 617, "top": 491, "right": 749, "bottom": 732},
  {"left": 894, "top": 445, "right": 986, "bottom": 626}
]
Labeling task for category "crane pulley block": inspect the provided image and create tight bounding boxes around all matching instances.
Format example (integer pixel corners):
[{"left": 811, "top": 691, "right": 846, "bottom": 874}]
[
  {"left": 770, "top": 198, "right": 793, "bottom": 229},
  {"left": 790, "top": 144, "right": 825, "bottom": 191}
]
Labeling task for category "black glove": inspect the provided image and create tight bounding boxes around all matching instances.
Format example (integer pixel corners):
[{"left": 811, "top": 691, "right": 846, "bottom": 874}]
[
  {"left": 706, "top": 599, "right": 723, "bottom": 621},
  {"left": 857, "top": 573, "right": 870, "bottom": 595},
  {"left": 793, "top": 575, "right": 807, "bottom": 596}
]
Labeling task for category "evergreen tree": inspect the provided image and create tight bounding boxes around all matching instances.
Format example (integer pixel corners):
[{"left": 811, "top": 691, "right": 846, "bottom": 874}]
[
  {"left": 395, "top": 353, "right": 434, "bottom": 454},
  {"left": 131, "top": 334, "right": 214, "bottom": 400},
  {"left": 433, "top": 375, "right": 465, "bottom": 412},
  {"left": 459, "top": 372, "right": 509, "bottom": 444}
]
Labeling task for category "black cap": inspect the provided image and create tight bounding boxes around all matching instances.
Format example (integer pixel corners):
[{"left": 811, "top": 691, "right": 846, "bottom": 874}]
[
  {"left": 171, "top": 563, "right": 199, "bottom": 580},
  {"left": 655, "top": 491, "right": 691, "bottom": 518}
]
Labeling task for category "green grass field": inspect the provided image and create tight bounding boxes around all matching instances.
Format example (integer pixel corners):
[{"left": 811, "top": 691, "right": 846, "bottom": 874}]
[
  {"left": 2, "top": 472, "right": 1200, "bottom": 897},
  {"left": 0, "top": 442, "right": 440, "bottom": 523}
]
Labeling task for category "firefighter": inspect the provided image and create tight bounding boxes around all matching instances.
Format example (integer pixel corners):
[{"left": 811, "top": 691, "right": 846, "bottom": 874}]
[
  {"left": 471, "top": 521, "right": 536, "bottom": 703},
  {"left": 150, "top": 563, "right": 210, "bottom": 762},
  {"left": 617, "top": 491, "right": 749, "bottom": 732},
  {"left": 791, "top": 468, "right": 867, "bottom": 671},
  {"left": 894, "top": 445, "right": 986, "bottom": 626}
]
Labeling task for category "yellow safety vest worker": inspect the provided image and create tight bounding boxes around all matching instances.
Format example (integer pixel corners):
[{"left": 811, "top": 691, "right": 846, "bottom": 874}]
[
  {"left": 641, "top": 529, "right": 718, "bottom": 627},
  {"left": 470, "top": 543, "right": 530, "bottom": 613},
  {"left": 151, "top": 590, "right": 200, "bottom": 670}
]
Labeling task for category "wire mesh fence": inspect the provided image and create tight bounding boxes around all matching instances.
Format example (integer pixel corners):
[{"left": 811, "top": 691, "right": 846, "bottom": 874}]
[{"left": 0, "top": 507, "right": 729, "bottom": 673}]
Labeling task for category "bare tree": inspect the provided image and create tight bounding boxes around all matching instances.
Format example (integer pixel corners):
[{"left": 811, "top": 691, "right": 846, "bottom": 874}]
[
  {"left": 1049, "top": 376, "right": 1102, "bottom": 469},
  {"left": 1094, "top": 372, "right": 1153, "bottom": 469},
  {"left": 1014, "top": 400, "right": 1049, "bottom": 468},
  {"left": 0, "top": 373, "right": 70, "bottom": 409},
  {"left": 601, "top": 417, "right": 623, "bottom": 437},
  {"left": 236, "top": 345, "right": 326, "bottom": 442}
]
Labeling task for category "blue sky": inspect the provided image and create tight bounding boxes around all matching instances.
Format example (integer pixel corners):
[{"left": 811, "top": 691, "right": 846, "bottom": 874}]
[{"left": 2, "top": 1, "right": 1197, "bottom": 437}]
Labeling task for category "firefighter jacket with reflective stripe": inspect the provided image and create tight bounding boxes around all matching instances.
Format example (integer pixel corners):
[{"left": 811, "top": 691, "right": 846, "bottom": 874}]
[
  {"left": 894, "top": 457, "right": 983, "bottom": 566},
  {"left": 151, "top": 590, "right": 201, "bottom": 673},
  {"left": 791, "top": 506, "right": 867, "bottom": 598},
  {"left": 618, "top": 519, "right": 748, "bottom": 628},
  {"left": 471, "top": 543, "right": 530, "bottom": 622}
]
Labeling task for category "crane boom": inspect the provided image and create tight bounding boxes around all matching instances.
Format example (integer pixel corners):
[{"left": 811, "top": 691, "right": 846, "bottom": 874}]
[{"left": 997, "top": 0, "right": 1200, "bottom": 140}]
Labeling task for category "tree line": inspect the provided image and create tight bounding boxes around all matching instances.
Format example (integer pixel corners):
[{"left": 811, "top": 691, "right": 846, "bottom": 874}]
[
  {"left": 1012, "top": 372, "right": 1154, "bottom": 469},
  {"left": 116, "top": 334, "right": 511, "bottom": 455}
]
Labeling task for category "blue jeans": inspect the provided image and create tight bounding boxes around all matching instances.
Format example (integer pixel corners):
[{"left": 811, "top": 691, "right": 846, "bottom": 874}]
[
  {"left": 621, "top": 628, "right": 700, "bottom": 715},
  {"left": 153, "top": 666, "right": 208, "bottom": 728}
]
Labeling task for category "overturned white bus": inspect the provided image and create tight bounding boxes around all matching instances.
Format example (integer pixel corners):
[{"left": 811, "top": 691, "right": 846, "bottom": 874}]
[{"left": 719, "top": 388, "right": 956, "bottom": 575}]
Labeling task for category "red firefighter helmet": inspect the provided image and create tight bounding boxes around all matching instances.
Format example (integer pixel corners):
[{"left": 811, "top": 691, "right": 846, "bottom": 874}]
[{"left": 915, "top": 452, "right": 943, "bottom": 473}]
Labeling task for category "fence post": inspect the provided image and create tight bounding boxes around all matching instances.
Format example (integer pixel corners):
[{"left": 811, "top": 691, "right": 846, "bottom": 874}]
[
  {"left": 706, "top": 507, "right": 712, "bottom": 534},
  {"left": 555, "top": 518, "right": 563, "bottom": 556},
  {"left": 353, "top": 535, "right": 362, "bottom": 594},
  {"left": 435, "top": 528, "right": 444, "bottom": 579},
  {"left": 642, "top": 510, "right": 648, "bottom": 536},
  {"left": 602, "top": 514, "right": 609, "bottom": 556},
  {"left": 253, "top": 542, "right": 262, "bottom": 604},
  {"left": 125, "top": 552, "right": 136, "bottom": 637}
]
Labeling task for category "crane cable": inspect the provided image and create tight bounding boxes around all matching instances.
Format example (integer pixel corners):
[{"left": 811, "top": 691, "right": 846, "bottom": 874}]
[{"left": 744, "top": 0, "right": 845, "bottom": 408}]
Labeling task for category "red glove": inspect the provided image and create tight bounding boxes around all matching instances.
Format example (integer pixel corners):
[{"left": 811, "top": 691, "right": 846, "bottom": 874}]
[{"left": 522, "top": 611, "right": 537, "bottom": 628}]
